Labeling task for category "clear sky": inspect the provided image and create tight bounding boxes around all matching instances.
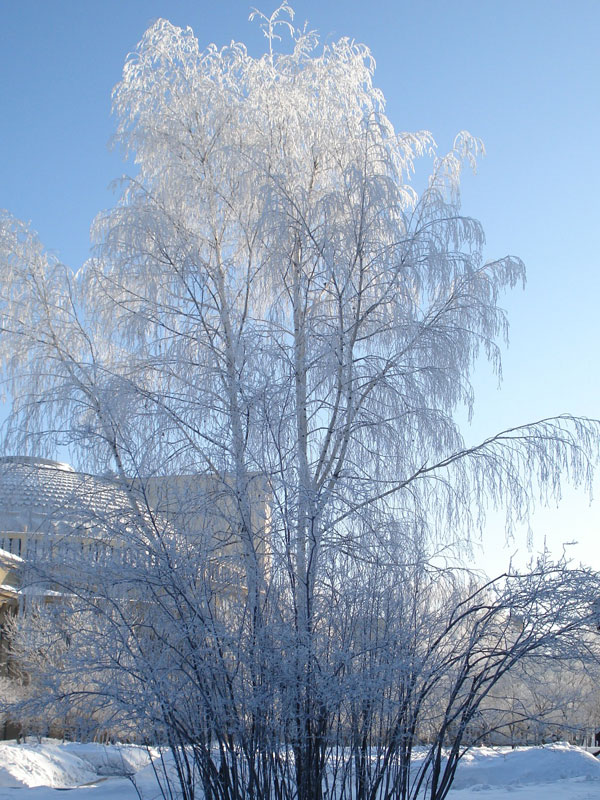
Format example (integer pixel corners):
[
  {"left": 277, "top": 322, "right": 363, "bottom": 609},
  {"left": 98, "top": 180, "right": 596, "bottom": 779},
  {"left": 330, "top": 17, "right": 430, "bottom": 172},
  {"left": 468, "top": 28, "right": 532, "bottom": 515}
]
[{"left": 1, "top": 0, "right": 599, "bottom": 574}]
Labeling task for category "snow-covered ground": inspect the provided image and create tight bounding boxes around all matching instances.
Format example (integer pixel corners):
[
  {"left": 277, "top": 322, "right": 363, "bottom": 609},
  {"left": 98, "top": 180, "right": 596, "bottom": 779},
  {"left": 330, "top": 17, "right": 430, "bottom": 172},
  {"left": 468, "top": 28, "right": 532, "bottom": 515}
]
[{"left": 0, "top": 739, "right": 599, "bottom": 799}]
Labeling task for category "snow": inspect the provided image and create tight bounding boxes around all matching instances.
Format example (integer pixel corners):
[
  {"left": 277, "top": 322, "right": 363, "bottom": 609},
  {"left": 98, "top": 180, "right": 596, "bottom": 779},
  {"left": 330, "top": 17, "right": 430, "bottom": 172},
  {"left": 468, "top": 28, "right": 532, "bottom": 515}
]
[
  {"left": 0, "top": 739, "right": 153, "bottom": 796},
  {"left": 450, "top": 742, "right": 600, "bottom": 790},
  {"left": 0, "top": 548, "right": 23, "bottom": 565},
  {"left": 0, "top": 740, "right": 599, "bottom": 800}
]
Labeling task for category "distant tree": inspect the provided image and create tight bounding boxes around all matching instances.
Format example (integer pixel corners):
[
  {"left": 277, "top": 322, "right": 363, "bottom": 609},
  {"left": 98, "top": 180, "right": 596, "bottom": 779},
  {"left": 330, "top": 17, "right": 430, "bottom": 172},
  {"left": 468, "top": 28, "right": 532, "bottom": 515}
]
[
  {"left": 484, "top": 651, "right": 600, "bottom": 747},
  {"left": 0, "top": 6, "right": 599, "bottom": 800}
]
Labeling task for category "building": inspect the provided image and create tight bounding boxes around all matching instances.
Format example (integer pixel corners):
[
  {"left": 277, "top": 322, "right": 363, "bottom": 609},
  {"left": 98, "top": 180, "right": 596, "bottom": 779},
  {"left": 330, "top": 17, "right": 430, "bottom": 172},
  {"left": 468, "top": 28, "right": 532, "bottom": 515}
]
[
  {"left": 0, "top": 455, "right": 271, "bottom": 738},
  {"left": 0, "top": 454, "right": 270, "bottom": 630}
]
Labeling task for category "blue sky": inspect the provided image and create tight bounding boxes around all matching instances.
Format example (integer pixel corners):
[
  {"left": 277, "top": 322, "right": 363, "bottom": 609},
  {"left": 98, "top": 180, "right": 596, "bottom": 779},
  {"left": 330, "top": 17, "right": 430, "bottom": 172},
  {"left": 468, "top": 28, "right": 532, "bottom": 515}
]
[{"left": 1, "top": 1, "right": 599, "bottom": 573}]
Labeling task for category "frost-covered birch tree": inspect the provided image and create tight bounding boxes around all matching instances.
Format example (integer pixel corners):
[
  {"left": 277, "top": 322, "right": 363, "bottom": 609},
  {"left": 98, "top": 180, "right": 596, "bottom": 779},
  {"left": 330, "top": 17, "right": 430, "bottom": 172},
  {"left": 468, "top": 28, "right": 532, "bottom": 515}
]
[{"left": 1, "top": 6, "right": 600, "bottom": 800}]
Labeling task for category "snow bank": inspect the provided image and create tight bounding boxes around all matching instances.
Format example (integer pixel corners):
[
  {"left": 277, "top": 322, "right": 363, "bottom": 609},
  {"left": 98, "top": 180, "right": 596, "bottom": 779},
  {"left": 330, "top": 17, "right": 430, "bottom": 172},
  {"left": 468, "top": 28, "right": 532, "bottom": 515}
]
[
  {"left": 61, "top": 741, "right": 152, "bottom": 776},
  {"left": 0, "top": 739, "right": 151, "bottom": 789},
  {"left": 451, "top": 743, "right": 600, "bottom": 790},
  {"left": 1, "top": 739, "right": 599, "bottom": 796},
  {"left": 0, "top": 740, "right": 96, "bottom": 788}
]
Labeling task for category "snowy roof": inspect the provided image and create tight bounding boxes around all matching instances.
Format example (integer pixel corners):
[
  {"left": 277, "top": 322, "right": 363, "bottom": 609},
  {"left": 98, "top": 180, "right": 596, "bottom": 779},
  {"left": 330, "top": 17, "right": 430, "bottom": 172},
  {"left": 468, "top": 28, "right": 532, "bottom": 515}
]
[
  {"left": 0, "top": 546, "right": 23, "bottom": 565},
  {"left": 0, "top": 456, "right": 136, "bottom": 536}
]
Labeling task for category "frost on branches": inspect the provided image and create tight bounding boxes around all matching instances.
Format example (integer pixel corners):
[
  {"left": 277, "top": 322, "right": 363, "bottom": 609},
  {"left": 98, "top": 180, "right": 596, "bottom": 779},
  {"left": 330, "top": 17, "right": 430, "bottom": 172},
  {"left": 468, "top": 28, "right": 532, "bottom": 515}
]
[{"left": 1, "top": 7, "right": 600, "bottom": 800}]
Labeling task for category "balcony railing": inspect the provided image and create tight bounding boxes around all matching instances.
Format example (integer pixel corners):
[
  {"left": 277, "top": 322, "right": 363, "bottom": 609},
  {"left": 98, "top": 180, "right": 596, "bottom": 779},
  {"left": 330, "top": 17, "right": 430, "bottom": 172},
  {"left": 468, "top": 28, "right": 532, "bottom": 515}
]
[{"left": 0, "top": 531, "right": 140, "bottom": 567}]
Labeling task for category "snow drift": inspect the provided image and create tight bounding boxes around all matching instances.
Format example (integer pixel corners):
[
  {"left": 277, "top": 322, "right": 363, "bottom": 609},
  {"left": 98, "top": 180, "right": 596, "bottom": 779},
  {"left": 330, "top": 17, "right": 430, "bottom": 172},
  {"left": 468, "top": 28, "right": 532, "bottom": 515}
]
[
  {"left": 1, "top": 739, "right": 599, "bottom": 795},
  {"left": 451, "top": 742, "right": 600, "bottom": 790},
  {"left": 0, "top": 739, "right": 151, "bottom": 789}
]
